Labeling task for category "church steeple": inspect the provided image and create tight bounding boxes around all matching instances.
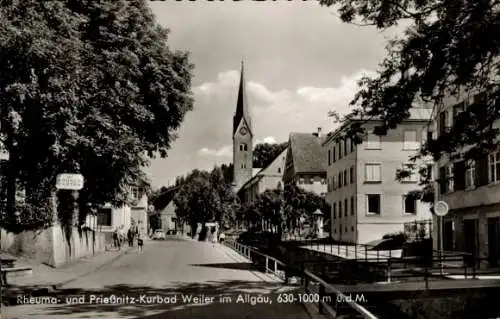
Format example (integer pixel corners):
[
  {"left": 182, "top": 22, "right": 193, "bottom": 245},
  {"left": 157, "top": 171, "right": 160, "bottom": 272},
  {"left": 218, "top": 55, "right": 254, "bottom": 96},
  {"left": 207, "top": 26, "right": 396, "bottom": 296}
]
[
  {"left": 233, "top": 60, "right": 252, "bottom": 136},
  {"left": 232, "top": 61, "right": 253, "bottom": 191}
]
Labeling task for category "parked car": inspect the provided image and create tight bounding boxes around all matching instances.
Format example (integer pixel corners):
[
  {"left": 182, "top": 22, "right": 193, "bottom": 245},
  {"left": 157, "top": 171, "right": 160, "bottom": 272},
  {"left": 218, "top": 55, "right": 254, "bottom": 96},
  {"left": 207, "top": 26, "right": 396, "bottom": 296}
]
[{"left": 152, "top": 230, "right": 166, "bottom": 240}]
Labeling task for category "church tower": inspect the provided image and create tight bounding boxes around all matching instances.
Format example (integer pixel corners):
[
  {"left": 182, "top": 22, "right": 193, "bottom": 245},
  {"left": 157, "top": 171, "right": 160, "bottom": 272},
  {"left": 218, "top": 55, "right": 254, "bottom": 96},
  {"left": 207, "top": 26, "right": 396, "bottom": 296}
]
[{"left": 232, "top": 61, "right": 253, "bottom": 190}]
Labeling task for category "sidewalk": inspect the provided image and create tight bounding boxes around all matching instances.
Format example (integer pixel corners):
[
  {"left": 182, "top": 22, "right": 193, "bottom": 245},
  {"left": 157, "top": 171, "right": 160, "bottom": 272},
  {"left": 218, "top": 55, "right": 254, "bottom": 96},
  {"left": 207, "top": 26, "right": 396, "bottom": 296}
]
[{"left": 6, "top": 246, "right": 133, "bottom": 290}]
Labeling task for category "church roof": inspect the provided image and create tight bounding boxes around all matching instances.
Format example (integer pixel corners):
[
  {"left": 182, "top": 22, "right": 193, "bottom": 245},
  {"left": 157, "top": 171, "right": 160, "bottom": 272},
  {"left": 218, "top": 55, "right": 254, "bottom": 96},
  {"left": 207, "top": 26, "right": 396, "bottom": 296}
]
[
  {"left": 237, "top": 148, "right": 288, "bottom": 194},
  {"left": 233, "top": 61, "right": 252, "bottom": 135},
  {"left": 289, "top": 133, "right": 326, "bottom": 173}
]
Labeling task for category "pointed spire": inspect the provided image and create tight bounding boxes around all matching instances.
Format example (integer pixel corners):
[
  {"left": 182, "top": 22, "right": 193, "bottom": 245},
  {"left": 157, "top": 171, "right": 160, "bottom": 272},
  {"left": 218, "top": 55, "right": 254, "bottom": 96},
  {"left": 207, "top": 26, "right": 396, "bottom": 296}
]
[{"left": 233, "top": 60, "right": 252, "bottom": 135}]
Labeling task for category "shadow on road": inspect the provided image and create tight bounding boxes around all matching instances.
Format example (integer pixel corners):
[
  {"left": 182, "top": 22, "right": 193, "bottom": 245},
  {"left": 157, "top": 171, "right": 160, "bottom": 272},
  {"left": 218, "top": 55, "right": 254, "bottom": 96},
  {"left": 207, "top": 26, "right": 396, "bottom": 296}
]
[
  {"left": 190, "top": 262, "right": 255, "bottom": 271},
  {"left": 5, "top": 280, "right": 307, "bottom": 319}
]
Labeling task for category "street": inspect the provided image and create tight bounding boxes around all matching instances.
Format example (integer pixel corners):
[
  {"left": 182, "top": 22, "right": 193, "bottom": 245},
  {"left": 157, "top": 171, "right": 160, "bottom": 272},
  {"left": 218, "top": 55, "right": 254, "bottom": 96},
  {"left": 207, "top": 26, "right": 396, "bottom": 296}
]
[{"left": 4, "top": 238, "right": 310, "bottom": 319}]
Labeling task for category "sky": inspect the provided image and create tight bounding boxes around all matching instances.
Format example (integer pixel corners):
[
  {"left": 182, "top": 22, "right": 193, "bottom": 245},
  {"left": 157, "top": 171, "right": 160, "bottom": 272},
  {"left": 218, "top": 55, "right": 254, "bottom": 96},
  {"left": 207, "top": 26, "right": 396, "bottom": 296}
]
[{"left": 144, "top": 1, "right": 402, "bottom": 189}]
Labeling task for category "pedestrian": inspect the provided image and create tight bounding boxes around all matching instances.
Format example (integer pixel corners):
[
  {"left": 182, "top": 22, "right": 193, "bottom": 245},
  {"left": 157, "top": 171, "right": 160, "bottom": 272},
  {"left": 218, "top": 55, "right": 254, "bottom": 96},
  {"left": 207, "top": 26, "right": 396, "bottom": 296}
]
[
  {"left": 137, "top": 221, "right": 145, "bottom": 253},
  {"left": 127, "top": 228, "right": 134, "bottom": 247},
  {"left": 211, "top": 228, "right": 217, "bottom": 247},
  {"left": 219, "top": 232, "right": 225, "bottom": 243},
  {"left": 113, "top": 227, "right": 121, "bottom": 250}
]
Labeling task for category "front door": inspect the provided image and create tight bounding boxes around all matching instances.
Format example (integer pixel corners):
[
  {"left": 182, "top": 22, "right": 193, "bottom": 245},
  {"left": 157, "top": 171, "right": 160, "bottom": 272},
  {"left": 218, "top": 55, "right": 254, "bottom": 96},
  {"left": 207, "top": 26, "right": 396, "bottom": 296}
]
[
  {"left": 463, "top": 219, "right": 478, "bottom": 266},
  {"left": 488, "top": 218, "right": 500, "bottom": 267},
  {"left": 443, "top": 221, "right": 454, "bottom": 251}
]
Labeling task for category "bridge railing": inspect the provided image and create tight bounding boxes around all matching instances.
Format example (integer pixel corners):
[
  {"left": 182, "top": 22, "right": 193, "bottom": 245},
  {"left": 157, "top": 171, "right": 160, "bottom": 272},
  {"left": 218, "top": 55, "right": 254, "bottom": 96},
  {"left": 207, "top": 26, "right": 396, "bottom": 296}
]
[{"left": 223, "top": 239, "right": 378, "bottom": 319}]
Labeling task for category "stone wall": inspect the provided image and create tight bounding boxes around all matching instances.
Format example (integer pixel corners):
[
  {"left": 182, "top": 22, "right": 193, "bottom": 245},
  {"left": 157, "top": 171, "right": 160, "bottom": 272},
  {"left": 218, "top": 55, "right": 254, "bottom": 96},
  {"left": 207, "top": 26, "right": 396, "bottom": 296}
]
[{"left": 1, "top": 223, "right": 106, "bottom": 267}]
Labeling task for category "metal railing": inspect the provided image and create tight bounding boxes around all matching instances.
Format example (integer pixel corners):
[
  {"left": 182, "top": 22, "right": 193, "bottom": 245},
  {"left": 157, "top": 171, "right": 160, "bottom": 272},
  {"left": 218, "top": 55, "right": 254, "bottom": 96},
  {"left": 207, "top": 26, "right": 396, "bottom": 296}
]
[{"left": 224, "top": 239, "right": 378, "bottom": 319}]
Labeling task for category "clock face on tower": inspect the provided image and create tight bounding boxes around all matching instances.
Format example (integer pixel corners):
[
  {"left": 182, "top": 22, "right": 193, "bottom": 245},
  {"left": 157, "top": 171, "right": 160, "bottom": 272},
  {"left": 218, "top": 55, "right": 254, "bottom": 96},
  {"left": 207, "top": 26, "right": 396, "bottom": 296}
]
[{"left": 239, "top": 127, "right": 248, "bottom": 135}]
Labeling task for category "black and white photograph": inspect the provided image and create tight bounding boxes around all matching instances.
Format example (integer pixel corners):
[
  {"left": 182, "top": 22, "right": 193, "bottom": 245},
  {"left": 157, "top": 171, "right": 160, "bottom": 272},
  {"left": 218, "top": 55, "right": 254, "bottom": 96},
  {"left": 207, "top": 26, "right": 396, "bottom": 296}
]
[{"left": 1, "top": 0, "right": 500, "bottom": 318}]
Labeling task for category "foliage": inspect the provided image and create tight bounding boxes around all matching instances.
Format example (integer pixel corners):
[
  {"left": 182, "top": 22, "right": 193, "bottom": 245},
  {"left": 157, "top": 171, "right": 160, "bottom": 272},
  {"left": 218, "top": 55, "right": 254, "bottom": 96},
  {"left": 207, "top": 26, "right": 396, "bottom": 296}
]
[
  {"left": 0, "top": 1, "right": 194, "bottom": 231},
  {"left": 253, "top": 142, "right": 288, "bottom": 168},
  {"left": 173, "top": 168, "right": 237, "bottom": 229},
  {"left": 320, "top": 0, "right": 500, "bottom": 201}
]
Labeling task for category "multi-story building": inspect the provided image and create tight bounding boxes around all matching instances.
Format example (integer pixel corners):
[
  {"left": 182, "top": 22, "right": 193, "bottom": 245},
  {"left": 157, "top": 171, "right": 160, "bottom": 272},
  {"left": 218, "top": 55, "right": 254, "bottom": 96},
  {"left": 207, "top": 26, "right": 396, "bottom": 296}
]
[
  {"left": 323, "top": 108, "right": 433, "bottom": 244},
  {"left": 433, "top": 93, "right": 500, "bottom": 268},
  {"left": 282, "top": 130, "right": 327, "bottom": 196}
]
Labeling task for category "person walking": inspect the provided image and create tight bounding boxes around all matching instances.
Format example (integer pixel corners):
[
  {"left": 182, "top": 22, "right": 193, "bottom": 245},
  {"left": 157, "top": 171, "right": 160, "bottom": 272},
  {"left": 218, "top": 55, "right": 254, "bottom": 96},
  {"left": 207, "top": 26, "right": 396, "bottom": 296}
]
[
  {"left": 113, "top": 226, "right": 121, "bottom": 250},
  {"left": 137, "top": 221, "right": 145, "bottom": 253}
]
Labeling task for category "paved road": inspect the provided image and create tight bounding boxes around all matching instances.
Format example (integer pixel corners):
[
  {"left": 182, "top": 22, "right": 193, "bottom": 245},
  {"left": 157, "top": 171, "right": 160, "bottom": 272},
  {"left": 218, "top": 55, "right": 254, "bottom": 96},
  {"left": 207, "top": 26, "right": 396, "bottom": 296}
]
[{"left": 4, "top": 238, "right": 310, "bottom": 319}]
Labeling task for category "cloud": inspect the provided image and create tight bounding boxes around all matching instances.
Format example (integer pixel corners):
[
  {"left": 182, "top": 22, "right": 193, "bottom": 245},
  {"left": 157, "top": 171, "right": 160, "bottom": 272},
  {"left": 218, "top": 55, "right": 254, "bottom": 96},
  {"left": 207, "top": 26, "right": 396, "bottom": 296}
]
[
  {"left": 175, "top": 68, "right": 375, "bottom": 172},
  {"left": 197, "top": 145, "right": 232, "bottom": 158}
]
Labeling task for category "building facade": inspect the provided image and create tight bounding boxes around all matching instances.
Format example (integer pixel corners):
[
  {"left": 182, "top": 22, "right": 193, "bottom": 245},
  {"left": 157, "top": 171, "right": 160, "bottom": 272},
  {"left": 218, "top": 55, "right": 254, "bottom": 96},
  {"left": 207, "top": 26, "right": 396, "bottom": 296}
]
[
  {"left": 433, "top": 93, "right": 500, "bottom": 268},
  {"left": 238, "top": 148, "right": 288, "bottom": 204},
  {"left": 282, "top": 130, "right": 327, "bottom": 196},
  {"left": 324, "top": 109, "right": 433, "bottom": 244}
]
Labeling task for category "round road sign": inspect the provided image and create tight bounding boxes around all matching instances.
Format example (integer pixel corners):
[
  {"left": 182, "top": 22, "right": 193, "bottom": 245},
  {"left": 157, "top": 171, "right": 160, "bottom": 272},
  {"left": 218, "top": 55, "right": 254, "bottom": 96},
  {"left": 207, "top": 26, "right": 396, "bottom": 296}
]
[{"left": 434, "top": 201, "right": 449, "bottom": 217}]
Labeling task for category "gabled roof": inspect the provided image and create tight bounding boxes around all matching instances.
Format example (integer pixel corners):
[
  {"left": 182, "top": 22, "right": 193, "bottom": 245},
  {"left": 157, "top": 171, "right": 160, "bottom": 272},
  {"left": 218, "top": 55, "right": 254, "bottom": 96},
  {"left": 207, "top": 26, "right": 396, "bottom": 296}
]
[
  {"left": 233, "top": 61, "right": 253, "bottom": 135},
  {"left": 153, "top": 187, "right": 179, "bottom": 212},
  {"left": 238, "top": 147, "right": 288, "bottom": 194},
  {"left": 288, "top": 133, "right": 326, "bottom": 174}
]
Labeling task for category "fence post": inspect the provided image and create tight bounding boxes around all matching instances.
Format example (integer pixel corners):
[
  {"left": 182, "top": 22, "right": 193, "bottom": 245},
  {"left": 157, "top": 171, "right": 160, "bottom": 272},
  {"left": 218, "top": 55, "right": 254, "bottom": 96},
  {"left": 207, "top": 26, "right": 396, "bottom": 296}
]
[
  {"left": 355, "top": 244, "right": 358, "bottom": 260},
  {"left": 338, "top": 244, "right": 340, "bottom": 255},
  {"left": 424, "top": 266, "right": 429, "bottom": 290},
  {"left": 464, "top": 255, "right": 468, "bottom": 279},
  {"left": 318, "top": 284, "right": 325, "bottom": 314},
  {"left": 365, "top": 246, "right": 368, "bottom": 262},
  {"left": 265, "top": 256, "right": 269, "bottom": 273},
  {"left": 346, "top": 245, "right": 348, "bottom": 258},
  {"left": 387, "top": 258, "right": 392, "bottom": 283},
  {"left": 274, "top": 260, "right": 278, "bottom": 274},
  {"left": 377, "top": 250, "right": 380, "bottom": 263}
]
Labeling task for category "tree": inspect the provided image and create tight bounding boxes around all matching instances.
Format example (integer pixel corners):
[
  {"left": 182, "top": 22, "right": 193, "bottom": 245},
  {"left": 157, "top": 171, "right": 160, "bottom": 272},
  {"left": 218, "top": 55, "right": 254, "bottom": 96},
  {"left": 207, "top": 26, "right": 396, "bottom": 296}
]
[
  {"left": 255, "top": 189, "right": 284, "bottom": 237},
  {"left": 0, "top": 1, "right": 194, "bottom": 234},
  {"left": 283, "top": 184, "right": 326, "bottom": 235},
  {"left": 173, "top": 167, "right": 237, "bottom": 238},
  {"left": 320, "top": 0, "right": 500, "bottom": 199},
  {"left": 253, "top": 142, "right": 288, "bottom": 168}
]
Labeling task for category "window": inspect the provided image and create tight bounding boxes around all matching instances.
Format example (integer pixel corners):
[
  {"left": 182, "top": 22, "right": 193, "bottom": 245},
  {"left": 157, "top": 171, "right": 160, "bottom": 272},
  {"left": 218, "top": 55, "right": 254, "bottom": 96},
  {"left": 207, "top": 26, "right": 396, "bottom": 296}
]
[
  {"left": 343, "top": 170, "right": 347, "bottom": 186},
  {"left": 345, "top": 227, "right": 348, "bottom": 233},
  {"left": 401, "top": 163, "right": 418, "bottom": 183},
  {"left": 489, "top": 151, "right": 500, "bottom": 183},
  {"left": 453, "top": 102, "right": 465, "bottom": 126},
  {"left": 351, "top": 226, "right": 354, "bottom": 232},
  {"left": 403, "top": 195, "right": 417, "bottom": 214},
  {"left": 333, "top": 203, "right": 337, "bottom": 219},
  {"left": 403, "top": 130, "right": 419, "bottom": 150},
  {"left": 350, "top": 138, "right": 356, "bottom": 151},
  {"left": 328, "top": 150, "right": 331, "bottom": 165},
  {"left": 365, "top": 163, "right": 381, "bottom": 182},
  {"left": 439, "top": 111, "right": 450, "bottom": 136},
  {"left": 240, "top": 143, "right": 248, "bottom": 151},
  {"left": 278, "top": 167, "right": 281, "bottom": 173},
  {"left": 465, "top": 160, "right": 475, "bottom": 188},
  {"left": 344, "top": 199, "right": 348, "bottom": 217},
  {"left": 366, "top": 133, "right": 381, "bottom": 149},
  {"left": 97, "top": 208, "right": 112, "bottom": 226},
  {"left": 131, "top": 187, "right": 141, "bottom": 201},
  {"left": 344, "top": 139, "right": 348, "bottom": 155},
  {"left": 425, "top": 164, "right": 433, "bottom": 180},
  {"left": 351, "top": 196, "right": 355, "bottom": 216},
  {"left": 367, "top": 194, "right": 381, "bottom": 215},
  {"left": 332, "top": 176, "right": 336, "bottom": 190},
  {"left": 439, "top": 165, "right": 453, "bottom": 194},
  {"left": 338, "top": 172, "right": 342, "bottom": 188},
  {"left": 241, "top": 163, "right": 246, "bottom": 169},
  {"left": 346, "top": 138, "right": 351, "bottom": 153},
  {"left": 350, "top": 166, "right": 354, "bottom": 184},
  {"left": 338, "top": 141, "right": 343, "bottom": 159},
  {"left": 332, "top": 146, "right": 336, "bottom": 162},
  {"left": 339, "top": 201, "right": 342, "bottom": 217}
]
